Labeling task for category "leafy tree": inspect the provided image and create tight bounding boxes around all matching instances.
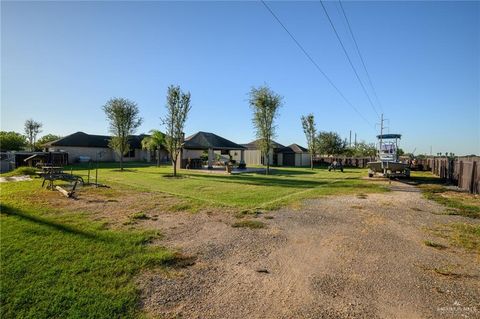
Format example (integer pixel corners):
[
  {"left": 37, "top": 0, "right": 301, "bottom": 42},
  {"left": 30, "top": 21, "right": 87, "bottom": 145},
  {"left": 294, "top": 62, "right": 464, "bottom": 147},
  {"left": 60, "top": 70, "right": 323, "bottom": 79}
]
[
  {"left": 342, "top": 146, "right": 355, "bottom": 157},
  {"left": 301, "top": 114, "right": 317, "bottom": 170},
  {"left": 352, "top": 142, "right": 377, "bottom": 157},
  {"left": 24, "top": 119, "right": 42, "bottom": 151},
  {"left": 316, "top": 131, "right": 345, "bottom": 156},
  {"left": 162, "top": 85, "right": 191, "bottom": 177},
  {"left": 102, "top": 97, "right": 143, "bottom": 171},
  {"left": 37, "top": 134, "right": 62, "bottom": 148},
  {"left": 249, "top": 85, "right": 282, "bottom": 175},
  {"left": 141, "top": 130, "right": 165, "bottom": 167},
  {"left": 0, "top": 131, "right": 27, "bottom": 151},
  {"left": 397, "top": 148, "right": 405, "bottom": 156}
]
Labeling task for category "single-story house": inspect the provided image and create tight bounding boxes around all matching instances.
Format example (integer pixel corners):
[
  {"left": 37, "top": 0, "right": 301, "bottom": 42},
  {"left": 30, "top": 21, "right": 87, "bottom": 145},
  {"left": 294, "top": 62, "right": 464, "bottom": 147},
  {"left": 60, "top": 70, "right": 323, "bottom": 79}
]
[
  {"left": 44, "top": 131, "right": 169, "bottom": 164},
  {"left": 278, "top": 144, "right": 310, "bottom": 167},
  {"left": 237, "top": 139, "right": 285, "bottom": 166},
  {"left": 178, "top": 131, "right": 246, "bottom": 169}
]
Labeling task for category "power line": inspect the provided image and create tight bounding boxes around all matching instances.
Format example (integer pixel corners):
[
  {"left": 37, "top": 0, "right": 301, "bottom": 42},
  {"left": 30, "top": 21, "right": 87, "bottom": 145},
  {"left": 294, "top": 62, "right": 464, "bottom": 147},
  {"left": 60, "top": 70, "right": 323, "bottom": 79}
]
[
  {"left": 319, "top": 0, "right": 380, "bottom": 118},
  {"left": 338, "top": 0, "right": 384, "bottom": 114},
  {"left": 260, "top": 0, "right": 373, "bottom": 127}
]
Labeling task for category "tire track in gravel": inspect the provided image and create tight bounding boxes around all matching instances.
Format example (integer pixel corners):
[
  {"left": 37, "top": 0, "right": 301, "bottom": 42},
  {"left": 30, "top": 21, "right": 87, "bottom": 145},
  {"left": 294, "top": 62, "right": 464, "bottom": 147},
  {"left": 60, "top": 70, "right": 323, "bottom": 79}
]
[{"left": 138, "top": 181, "right": 480, "bottom": 319}]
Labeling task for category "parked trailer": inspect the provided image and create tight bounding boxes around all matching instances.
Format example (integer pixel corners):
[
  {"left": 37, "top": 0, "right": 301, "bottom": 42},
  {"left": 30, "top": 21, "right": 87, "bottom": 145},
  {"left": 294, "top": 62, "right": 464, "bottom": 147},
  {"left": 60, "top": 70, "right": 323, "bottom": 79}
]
[{"left": 367, "top": 134, "right": 410, "bottom": 178}]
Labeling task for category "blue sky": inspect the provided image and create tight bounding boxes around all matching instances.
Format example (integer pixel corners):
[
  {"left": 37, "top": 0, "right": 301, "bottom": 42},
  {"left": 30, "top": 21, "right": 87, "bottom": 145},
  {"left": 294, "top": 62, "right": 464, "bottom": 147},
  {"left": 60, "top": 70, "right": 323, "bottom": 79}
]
[{"left": 1, "top": 1, "right": 479, "bottom": 155}]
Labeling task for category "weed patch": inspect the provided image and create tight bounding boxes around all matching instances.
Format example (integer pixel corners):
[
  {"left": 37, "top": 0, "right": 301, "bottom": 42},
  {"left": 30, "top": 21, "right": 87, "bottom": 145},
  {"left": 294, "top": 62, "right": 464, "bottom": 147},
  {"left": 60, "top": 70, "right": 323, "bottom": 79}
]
[
  {"left": 420, "top": 185, "right": 479, "bottom": 218},
  {"left": 423, "top": 240, "right": 447, "bottom": 249},
  {"left": 232, "top": 220, "right": 266, "bottom": 229},
  {"left": 431, "top": 223, "right": 480, "bottom": 253}
]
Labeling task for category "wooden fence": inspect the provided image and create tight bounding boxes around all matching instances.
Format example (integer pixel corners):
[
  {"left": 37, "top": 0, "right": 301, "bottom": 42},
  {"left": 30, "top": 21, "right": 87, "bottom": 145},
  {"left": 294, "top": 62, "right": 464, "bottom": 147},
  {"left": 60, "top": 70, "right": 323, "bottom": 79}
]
[
  {"left": 417, "top": 156, "right": 479, "bottom": 194},
  {"left": 313, "top": 156, "right": 374, "bottom": 168}
]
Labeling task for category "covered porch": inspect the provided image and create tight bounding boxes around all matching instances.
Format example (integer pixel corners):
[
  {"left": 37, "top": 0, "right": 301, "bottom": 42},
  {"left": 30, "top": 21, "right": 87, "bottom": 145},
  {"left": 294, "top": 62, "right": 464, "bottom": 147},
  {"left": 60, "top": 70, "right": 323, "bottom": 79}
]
[{"left": 178, "top": 131, "right": 246, "bottom": 171}]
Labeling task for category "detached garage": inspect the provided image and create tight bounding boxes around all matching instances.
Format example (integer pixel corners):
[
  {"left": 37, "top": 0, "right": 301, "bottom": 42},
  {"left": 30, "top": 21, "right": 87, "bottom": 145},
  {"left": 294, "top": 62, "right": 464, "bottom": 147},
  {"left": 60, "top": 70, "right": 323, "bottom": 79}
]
[{"left": 278, "top": 144, "right": 310, "bottom": 167}]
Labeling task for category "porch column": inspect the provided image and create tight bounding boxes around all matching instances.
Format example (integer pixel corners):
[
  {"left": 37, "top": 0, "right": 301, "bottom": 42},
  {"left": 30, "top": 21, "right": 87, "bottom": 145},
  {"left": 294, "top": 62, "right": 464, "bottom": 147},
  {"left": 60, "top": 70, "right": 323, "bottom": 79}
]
[
  {"left": 240, "top": 150, "right": 245, "bottom": 163},
  {"left": 208, "top": 148, "right": 214, "bottom": 169}
]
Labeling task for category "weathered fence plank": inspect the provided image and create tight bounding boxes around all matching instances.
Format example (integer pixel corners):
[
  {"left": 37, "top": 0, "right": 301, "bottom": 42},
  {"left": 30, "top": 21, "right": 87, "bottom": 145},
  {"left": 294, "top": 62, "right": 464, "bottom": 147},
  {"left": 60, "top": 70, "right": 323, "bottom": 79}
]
[{"left": 417, "top": 156, "right": 479, "bottom": 194}]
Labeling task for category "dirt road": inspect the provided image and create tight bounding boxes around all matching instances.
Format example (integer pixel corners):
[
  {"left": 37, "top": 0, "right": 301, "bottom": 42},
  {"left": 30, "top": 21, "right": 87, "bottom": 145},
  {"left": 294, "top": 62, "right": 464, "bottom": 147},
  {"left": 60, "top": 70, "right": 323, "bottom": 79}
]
[{"left": 139, "top": 182, "right": 479, "bottom": 318}]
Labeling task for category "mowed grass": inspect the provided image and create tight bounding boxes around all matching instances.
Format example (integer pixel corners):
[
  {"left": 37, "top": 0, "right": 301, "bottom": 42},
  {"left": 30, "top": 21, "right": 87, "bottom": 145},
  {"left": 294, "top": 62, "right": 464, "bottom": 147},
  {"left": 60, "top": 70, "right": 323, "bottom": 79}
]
[
  {"left": 67, "top": 162, "right": 387, "bottom": 210},
  {"left": 1, "top": 163, "right": 386, "bottom": 318},
  {"left": 0, "top": 181, "right": 177, "bottom": 319}
]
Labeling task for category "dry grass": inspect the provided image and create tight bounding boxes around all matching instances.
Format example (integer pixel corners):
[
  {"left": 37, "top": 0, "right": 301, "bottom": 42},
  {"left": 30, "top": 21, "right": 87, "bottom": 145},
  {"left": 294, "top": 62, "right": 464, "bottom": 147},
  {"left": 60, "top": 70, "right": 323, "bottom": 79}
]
[
  {"left": 232, "top": 220, "right": 266, "bottom": 229},
  {"left": 423, "top": 240, "right": 447, "bottom": 249}
]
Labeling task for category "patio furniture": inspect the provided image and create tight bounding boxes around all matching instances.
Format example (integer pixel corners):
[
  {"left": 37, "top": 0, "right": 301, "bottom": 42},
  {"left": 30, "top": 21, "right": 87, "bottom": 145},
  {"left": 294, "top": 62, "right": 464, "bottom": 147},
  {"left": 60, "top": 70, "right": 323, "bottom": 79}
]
[{"left": 40, "top": 166, "right": 84, "bottom": 194}]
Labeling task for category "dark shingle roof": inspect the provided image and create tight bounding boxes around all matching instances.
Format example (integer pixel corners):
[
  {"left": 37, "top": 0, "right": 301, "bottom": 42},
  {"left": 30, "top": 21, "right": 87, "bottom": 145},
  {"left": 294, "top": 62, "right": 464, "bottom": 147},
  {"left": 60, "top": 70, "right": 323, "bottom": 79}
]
[
  {"left": 45, "top": 131, "right": 147, "bottom": 149},
  {"left": 241, "top": 139, "right": 285, "bottom": 150},
  {"left": 183, "top": 131, "right": 245, "bottom": 150},
  {"left": 278, "top": 143, "right": 308, "bottom": 154}
]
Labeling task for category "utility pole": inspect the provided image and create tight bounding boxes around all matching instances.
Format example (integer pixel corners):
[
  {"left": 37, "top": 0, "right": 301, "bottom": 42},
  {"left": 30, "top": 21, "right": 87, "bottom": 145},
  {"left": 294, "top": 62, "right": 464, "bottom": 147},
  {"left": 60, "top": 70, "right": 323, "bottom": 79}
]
[
  {"left": 349, "top": 130, "right": 352, "bottom": 147},
  {"left": 354, "top": 133, "right": 357, "bottom": 146},
  {"left": 379, "top": 113, "right": 384, "bottom": 153}
]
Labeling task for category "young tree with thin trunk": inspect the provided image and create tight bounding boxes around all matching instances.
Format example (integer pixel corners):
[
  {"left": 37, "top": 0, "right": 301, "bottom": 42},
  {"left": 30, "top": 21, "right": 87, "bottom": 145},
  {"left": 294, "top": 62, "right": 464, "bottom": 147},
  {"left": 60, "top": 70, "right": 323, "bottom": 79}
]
[
  {"left": 24, "top": 119, "right": 42, "bottom": 151},
  {"left": 102, "top": 97, "right": 142, "bottom": 171},
  {"left": 301, "top": 114, "right": 317, "bottom": 170},
  {"left": 141, "top": 130, "right": 165, "bottom": 167},
  {"left": 249, "top": 85, "right": 282, "bottom": 175},
  {"left": 162, "top": 85, "right": 191, "bottom": 177}
]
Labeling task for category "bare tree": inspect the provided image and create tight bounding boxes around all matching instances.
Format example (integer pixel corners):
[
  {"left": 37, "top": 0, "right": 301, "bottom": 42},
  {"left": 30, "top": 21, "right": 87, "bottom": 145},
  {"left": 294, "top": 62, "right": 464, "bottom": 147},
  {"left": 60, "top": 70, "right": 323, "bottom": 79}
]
[
  {"left": 249, "top": 85, "right": 282, "bottom": 175},
  {"left": 162, "top": 85, "right": 191, "bottom": 177},
  {"left": 301, "top": 114, "right": 317, "bottom": 170},
  {"left": 102, "top": 97, "right": 142, "bottom": 171},
  {"left": 24, "top": 119, "right": 42, "bottom": 151}
]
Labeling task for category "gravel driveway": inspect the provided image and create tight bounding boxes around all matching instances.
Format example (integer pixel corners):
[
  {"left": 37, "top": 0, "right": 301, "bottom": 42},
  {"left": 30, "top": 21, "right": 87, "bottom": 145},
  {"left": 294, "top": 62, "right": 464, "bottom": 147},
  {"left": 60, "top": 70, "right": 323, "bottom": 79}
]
[{"left": 139, "top": 182, "right": 479, "bottom": 319}]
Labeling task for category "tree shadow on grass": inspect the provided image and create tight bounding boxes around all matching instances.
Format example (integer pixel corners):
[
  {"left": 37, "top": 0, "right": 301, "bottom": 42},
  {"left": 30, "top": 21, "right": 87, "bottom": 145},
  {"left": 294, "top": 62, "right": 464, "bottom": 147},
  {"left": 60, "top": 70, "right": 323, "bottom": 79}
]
[
  {"left": 406, "top": 175, "right": 443, "bottom": 186},
  {"left": 0, "top": 204, "right": 107, "bottom": 242},
  {"left": 189, "top": 173, "right": 334, "bottom": 188},
  {"left": 110, "top": 169, "right": 138, "bottom": 173},
  {"left": 66, "top": 162, "right": 155, "bottom": 172},
  {"left": 260, "top": 169, "right": 316, "bottom": 176}
]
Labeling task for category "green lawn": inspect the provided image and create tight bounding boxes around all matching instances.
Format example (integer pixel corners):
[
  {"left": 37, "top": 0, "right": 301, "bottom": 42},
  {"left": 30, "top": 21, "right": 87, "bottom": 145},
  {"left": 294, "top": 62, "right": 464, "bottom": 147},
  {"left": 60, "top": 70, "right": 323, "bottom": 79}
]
[
  {"left": 67, "top": 163, "right": 387, "bottom": 210},
  {"left": 0, "top": 163, "right": 387, "bottom": 318},
  {"left": 0, "top": 181, "right": 177, "bottom": 319},
  {"left": 410, "top": 171, "right": 480, "bottom": 219}
]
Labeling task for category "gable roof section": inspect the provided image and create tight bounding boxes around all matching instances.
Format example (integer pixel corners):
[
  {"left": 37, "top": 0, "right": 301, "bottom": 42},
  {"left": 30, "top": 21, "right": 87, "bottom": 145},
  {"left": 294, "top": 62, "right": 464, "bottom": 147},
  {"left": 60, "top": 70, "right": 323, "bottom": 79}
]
[
  {"left": 45, "top": 131, "right": 147, "bottom": 149},
  {"left": 241, "top": 139, "right": 285, "bottom": 150},
  {"left": 183, "top": 131, "right": 246, "bottom": 150},
  {"left": 278, "top": 143, "right": 308, "bottom": 154}
]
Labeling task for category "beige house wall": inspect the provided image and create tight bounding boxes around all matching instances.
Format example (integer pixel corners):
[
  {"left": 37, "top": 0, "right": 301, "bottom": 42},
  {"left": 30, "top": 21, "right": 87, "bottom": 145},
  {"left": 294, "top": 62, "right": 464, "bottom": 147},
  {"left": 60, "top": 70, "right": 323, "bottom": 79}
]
[
  {"left": 238, "top": 149, "right": 274, "bottom": 166},
  {"left": 295, "top": 153, "right": 311, "bottom": 167},
  {"left": 113, "top": 149, "right": 150, "bottom": 162},
  {"left": 48, "top": 146, "right": 153, "bottom": 164},
  {"left": 48, "top": 146, "right": 114, "bottom": 163}
]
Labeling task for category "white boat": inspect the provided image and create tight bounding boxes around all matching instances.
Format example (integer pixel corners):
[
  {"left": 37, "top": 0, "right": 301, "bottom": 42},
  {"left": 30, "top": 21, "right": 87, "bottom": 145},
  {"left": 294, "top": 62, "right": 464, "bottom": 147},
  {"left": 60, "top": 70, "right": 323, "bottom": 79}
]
[{"left": 367, "top": 134, "right": 410, "bottom": 178}]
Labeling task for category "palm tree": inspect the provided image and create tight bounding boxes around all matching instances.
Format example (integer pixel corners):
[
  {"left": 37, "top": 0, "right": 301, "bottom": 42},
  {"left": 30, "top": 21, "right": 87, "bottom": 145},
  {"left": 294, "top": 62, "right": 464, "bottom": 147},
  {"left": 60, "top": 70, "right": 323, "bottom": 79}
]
[{"left": 141, "top": 130, "right": 166, "bottom": 167}]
